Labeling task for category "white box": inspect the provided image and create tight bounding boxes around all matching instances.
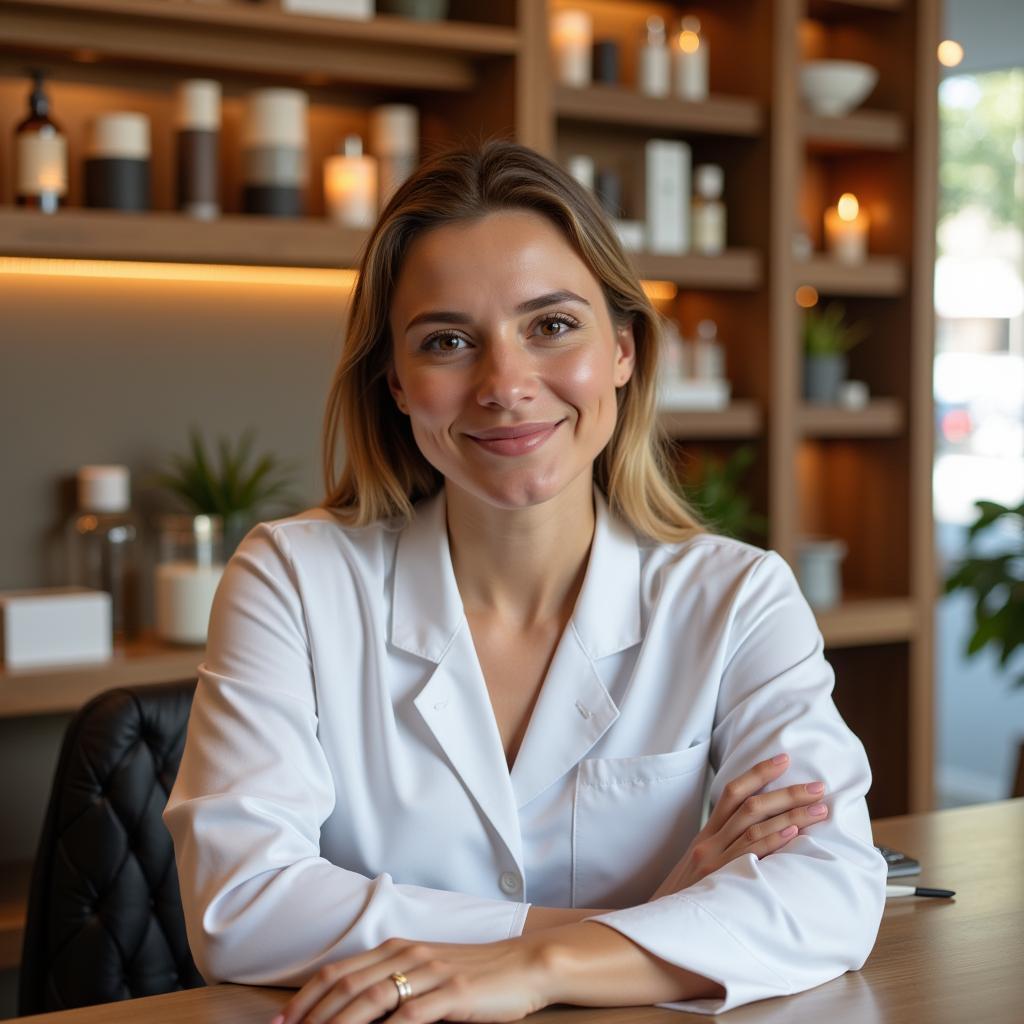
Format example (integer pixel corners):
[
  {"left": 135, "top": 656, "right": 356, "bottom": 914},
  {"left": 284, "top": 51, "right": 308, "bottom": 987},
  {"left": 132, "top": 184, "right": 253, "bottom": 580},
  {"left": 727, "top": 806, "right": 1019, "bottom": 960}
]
[
  {"left": 0, "top": 587, "right": 112, "bottom": 669},
  {"left": 612, "top": 218, "right": 646, "bottom": 252},
  {"left": 645, "top": 138, "right": 691, "bottom": 254},
  {"left": 281, "top": 0, "right": 373, "bottom": 19},
  {"left": 658, "top": 378, "right": 731, "bottom": 410}
]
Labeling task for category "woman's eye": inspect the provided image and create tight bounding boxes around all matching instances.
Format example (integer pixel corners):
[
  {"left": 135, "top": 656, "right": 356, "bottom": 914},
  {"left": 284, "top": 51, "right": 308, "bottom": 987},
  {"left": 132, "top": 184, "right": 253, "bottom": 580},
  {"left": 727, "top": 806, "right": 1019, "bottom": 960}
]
[
  {"left": 423, "top": 333, "right": 469, "bottom": 353},
  {"left": 537, "top": 314, "right": 579, "bottom": 337}
]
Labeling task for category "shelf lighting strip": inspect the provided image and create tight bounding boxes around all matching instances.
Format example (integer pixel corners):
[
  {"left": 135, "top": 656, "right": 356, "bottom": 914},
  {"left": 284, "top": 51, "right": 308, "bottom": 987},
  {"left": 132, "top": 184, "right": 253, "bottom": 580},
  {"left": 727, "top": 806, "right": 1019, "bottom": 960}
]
[{"left": 0, "top": 257, "right": 358, "bottom": 289}]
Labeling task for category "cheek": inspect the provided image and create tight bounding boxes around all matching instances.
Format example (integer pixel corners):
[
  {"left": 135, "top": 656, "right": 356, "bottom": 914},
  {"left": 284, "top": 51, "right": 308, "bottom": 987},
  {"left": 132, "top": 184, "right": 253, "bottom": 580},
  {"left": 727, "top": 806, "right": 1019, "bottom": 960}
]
[
  {"left": 551, "top": 347, "right": 619, "bottom": 399},
  {"left": 401, "top": 372, "right": 462, "bottom": 421}
]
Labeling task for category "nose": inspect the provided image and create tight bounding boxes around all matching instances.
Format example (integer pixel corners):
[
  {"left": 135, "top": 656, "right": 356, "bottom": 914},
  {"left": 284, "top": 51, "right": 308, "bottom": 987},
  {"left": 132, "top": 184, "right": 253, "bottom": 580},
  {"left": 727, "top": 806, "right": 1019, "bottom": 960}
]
[{"left": 474, "top": 337, "right": 537, "bottom": 410}]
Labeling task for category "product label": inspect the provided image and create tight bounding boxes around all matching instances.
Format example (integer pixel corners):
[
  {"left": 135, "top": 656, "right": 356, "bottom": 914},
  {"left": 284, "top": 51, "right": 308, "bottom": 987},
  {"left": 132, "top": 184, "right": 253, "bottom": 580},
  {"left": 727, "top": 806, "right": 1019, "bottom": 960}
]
[{"left": 16, "top": 134, "right": 68, "bottom": 195}]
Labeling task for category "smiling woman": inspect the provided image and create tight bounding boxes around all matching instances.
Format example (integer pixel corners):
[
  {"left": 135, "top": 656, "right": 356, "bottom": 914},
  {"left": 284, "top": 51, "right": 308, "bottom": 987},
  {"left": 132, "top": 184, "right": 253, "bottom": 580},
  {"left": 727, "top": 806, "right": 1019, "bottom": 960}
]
[{"left": 163, "top": 139, "right": 887, "bottom": 1024}]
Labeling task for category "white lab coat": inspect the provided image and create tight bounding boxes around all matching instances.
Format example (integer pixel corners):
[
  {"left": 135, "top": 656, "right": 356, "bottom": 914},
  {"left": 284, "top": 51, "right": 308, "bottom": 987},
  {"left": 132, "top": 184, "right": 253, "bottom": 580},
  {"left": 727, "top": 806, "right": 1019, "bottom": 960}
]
[{"left": 164, "top": 487, "right": 887, "bottom": 1015}]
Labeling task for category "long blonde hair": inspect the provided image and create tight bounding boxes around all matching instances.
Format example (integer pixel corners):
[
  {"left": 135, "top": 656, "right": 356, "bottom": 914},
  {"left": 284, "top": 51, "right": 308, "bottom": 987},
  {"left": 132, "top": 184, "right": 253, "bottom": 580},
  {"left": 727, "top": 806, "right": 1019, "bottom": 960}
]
[{"left": 322, "top": 138, "right": 706, "bottom": 543}]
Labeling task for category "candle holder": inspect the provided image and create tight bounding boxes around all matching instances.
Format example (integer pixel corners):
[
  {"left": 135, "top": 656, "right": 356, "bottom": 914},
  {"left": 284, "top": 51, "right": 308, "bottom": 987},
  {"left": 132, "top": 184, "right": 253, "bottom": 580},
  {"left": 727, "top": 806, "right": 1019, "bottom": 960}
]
[
  {"left": 552, "top": 9, "right": 593, "bottom": 87},
  {"left": 824, "top": 192, "right": 869, "bottom": 264},
  {"left": 154, "top": 513, "right": 225, "bottom": 646}
]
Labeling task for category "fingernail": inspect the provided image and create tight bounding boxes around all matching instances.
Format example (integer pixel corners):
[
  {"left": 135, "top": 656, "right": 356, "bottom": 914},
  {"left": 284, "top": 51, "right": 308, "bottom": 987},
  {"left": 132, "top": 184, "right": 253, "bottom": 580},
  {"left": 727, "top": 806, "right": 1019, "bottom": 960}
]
[
  {"left": 771, "top": 753, "right": 789, "bottom": 764},
  {"left": 808, "top": 803, "right": 828, "bottom": 816},
  {"left": 806, "top": 781, "right": 825, "bottom": 795},
  {"left": 780, "top": 825, "right": 799, "bottom": 838}
]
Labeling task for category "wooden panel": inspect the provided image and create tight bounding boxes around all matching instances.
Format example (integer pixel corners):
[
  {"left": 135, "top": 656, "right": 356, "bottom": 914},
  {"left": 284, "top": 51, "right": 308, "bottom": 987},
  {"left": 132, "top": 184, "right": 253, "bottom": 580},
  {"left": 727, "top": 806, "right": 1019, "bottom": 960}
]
[
  {"left": 0, "top": 860, "right": 31, "bottom": 970},
  {"left": 797, "top": 255, "right": 906, "bottom": 295},
  {"left": 0, "top": 633, "right": 201, "bottom": 718},
  {"left": 817, "top": 596, "right": 917, "bottom": 647},
  {"left": 0, "top": 208, "right": 368, "bottom": 267},
  {"left": 798, "top": 398, "right": 904, "bottom": 437},
  {"left": 555, "top": 85, "right": 762, "bottom": 137},
  {"left": 658, "top": 402, "right": 762, "bottom": 440},
  {"left": 803, "top": 109, "right": 906, "bottom": 152},
  {"left": 630, "top": 249, "right": 761, "bottom": 291}
]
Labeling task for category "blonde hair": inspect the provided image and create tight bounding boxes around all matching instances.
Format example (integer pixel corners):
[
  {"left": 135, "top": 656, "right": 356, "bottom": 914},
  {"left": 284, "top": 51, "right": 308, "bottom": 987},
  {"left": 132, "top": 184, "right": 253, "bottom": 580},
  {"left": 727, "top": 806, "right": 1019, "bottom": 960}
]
[{"left": 322, "top": 137, "right": 706, "bottom": 543}]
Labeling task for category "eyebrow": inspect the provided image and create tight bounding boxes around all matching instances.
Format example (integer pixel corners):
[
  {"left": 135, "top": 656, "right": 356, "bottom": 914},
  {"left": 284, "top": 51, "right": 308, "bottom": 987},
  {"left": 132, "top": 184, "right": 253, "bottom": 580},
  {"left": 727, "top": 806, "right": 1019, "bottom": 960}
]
[{"left": 404, "top": 289, "right": 592, "bottom": 333}]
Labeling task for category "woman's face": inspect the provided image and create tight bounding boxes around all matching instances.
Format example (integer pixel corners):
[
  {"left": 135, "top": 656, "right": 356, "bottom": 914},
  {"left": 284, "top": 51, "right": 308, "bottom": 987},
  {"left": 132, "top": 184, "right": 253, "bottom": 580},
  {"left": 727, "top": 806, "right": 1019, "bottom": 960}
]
[{"left": 386, "top": 209, "right": 636, "bottom": 511}]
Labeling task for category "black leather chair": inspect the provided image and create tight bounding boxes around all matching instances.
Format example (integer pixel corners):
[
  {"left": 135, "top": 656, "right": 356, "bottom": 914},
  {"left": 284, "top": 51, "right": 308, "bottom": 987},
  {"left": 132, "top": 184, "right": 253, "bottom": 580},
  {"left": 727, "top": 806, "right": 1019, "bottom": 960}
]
[{"left": 18, "top": 680, "right": 205, "bottom": 1015}]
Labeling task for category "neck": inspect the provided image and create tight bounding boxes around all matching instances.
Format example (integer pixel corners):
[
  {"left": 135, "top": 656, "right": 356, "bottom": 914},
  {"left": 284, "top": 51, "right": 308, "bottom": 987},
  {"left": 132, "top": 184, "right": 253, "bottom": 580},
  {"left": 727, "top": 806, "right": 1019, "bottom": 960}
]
[{"left": 445, "top": 475, "right": 596, "bottom": 631}]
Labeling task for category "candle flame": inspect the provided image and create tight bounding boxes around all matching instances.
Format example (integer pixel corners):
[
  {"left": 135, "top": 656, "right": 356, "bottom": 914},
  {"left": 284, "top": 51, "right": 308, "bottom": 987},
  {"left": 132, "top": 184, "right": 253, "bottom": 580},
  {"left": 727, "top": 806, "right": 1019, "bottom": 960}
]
[
  {"left": 837, "top": 193, "right": 860, "bottom": 221},
  {"left": 678, "top": 30, "right": 701, "bottom": 54}
]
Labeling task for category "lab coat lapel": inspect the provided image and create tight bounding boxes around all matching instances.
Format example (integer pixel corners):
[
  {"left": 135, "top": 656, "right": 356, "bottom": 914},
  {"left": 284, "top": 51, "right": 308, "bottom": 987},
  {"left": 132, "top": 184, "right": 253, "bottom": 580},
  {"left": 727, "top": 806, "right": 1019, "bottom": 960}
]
[
  {"left": 509, "top": 491, "right": 642, "bottom": 809},
  {"left": 391, "top": 491, "right": 523, "bottom": 868}
]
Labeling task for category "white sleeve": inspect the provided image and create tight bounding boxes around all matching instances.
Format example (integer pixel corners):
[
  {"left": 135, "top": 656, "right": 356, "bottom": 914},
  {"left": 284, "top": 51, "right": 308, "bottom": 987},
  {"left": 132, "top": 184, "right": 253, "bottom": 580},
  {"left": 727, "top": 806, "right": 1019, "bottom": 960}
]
[
  {"left": 163, "top": 524, "right": 527, "bottom": 987},
  {"left": 588, "top": 551, "right": 887, "bottom": 1014}
]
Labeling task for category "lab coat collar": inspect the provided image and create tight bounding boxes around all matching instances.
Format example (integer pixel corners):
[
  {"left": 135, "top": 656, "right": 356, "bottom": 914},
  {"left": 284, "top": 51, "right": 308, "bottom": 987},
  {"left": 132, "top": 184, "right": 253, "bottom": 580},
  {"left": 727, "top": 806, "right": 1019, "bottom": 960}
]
[{"left": 390, "top": 487, "right": 642, "bottom": 662}]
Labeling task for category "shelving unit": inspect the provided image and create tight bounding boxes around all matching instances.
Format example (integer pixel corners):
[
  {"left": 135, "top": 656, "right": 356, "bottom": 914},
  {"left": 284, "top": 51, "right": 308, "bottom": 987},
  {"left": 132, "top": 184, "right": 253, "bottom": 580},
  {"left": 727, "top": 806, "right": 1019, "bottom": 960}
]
[{"left": 0, "top": 0, "right": 939, "bottom": 972}]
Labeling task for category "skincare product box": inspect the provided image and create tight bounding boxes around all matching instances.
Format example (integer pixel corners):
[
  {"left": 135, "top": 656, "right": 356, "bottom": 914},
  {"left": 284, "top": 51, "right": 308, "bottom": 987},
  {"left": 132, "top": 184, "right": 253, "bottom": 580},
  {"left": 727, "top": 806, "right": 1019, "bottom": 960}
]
[
  {"left": 658, "top": 378, "right": 731, "bottom": 411},
  {"left": 0, "top": 587, "right": 111, "bottom": 669},
  {"left": 645, "top": 138, "right": 691, "bottom": 254},
  {"left": 613, "top": 218, "right": 645, "bottom": 252},
  {"left": 282, "top": 0, "right": 373, "bottom": 18}
]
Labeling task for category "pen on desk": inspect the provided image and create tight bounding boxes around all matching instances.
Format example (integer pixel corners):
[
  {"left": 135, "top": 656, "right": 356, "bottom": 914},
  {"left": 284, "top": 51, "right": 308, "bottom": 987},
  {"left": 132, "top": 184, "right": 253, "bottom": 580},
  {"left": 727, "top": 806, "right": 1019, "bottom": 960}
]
[{"left": 886, "top": 884, "right": 956, "bottom": 899}]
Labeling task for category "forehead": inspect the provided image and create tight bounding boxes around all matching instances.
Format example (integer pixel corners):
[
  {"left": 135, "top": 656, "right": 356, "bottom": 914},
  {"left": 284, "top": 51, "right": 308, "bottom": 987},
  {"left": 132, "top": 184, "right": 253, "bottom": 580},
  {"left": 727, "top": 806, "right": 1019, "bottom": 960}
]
[{"left": 389, "top": 209, "right": 600, "bottom": 319}]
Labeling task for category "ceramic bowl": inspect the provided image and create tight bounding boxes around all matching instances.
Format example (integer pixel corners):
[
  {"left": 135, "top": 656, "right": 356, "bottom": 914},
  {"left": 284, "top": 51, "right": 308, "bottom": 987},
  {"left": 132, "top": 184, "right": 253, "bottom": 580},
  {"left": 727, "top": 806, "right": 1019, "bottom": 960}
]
[{"left": 800, "top": 60, "right": 879, "bottom": 116}]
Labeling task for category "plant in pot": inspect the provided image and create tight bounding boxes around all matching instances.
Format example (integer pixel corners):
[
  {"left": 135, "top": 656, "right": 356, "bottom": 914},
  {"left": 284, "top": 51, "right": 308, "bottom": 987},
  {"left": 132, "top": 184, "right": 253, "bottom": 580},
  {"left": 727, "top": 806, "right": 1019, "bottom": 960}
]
[
  {"left": 152, "top": 426, "right": 302, "bottom": 557},
  {"left": 803, "top": 302, "right": 869, "bottom": 404},
  {"left": 677, "top": 444, "right": 768, "bottom": 543}
]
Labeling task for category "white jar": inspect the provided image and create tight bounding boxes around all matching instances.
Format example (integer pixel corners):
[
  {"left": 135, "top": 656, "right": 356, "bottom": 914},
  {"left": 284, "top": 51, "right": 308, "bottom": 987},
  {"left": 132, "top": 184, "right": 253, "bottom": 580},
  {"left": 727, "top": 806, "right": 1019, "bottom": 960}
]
[
  {"left": 154, "top": 514, "right": 225, "bottom": 645},
  {"left": 796, "top": 538, "right": 848, "bottom": 609}
]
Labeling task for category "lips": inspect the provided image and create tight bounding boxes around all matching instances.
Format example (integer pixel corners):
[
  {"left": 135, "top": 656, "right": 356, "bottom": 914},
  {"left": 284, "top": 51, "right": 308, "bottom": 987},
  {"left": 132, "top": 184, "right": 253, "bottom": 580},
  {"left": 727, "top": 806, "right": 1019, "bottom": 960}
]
[{"left": 465, "top": 420, "right": 564, "bottom": 456}]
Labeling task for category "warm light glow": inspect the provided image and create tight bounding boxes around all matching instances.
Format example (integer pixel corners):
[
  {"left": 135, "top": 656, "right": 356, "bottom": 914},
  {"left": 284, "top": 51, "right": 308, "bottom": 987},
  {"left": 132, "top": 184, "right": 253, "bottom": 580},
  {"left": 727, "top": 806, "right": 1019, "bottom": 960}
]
[
  {"left": 73, "top": 49, "right": 100, "bottom": 63},
  {"left": 937, "top": 39, "right": 964, "bottom": 68},
  {"left": 678, "top": 30, "right": 701, "bottom": 54},
  {"left": 641, "top": 279, "right": 678, "bottom": 303},
  {"left": 0, "top": 257, "right": 357, "bottom": 288},
  {"left": 795, "top": 285, "right": 819, "bottom": 308},
  {"left": 552, "top": 9, "right": 591, "bottom": 45},
  {"left": 836, "top": 193, "right": 860, "bottom": 221}
]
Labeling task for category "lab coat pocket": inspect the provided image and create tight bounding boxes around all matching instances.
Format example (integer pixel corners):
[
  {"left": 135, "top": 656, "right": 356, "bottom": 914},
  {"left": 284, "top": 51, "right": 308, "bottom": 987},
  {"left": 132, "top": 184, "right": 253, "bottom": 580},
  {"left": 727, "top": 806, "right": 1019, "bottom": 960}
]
[{"left": 572, "top": 739, "right": 711, "bottom": 909}]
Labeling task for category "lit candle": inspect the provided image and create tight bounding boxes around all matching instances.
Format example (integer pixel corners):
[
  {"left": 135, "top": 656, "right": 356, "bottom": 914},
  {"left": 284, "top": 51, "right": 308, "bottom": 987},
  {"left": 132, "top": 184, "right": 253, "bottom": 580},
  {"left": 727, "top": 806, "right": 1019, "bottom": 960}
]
[
  {"left": 552, "top": 9, "right": 592, "bottom": 88},
  {"left": 824, "top": 192, "right": 869, "bottom": 264},
  {"left": 674, "top": 16, "right": 709, "bottom": 101},
  {"left": 324, "top": 134, "right": 377, "bottom": 228}
]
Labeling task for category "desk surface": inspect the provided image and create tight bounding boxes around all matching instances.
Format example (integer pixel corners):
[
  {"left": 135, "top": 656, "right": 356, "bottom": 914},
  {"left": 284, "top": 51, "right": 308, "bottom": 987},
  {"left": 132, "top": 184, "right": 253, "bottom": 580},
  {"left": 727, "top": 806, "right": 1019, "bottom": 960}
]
[{"left": 19, "top": 799, "right": 1024, "bottom": 1024}]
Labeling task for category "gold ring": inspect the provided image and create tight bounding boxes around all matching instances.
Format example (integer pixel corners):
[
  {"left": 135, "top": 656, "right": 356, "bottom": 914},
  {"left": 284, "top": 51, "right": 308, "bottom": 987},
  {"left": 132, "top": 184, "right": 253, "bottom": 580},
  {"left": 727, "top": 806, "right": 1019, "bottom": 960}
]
[{"left": 390, "top": 971, "right": 413, "bottom": 1007}]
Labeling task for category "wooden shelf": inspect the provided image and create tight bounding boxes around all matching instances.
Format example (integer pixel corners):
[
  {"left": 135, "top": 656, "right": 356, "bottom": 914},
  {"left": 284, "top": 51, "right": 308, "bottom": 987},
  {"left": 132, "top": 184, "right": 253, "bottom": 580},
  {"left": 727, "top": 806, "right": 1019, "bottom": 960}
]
[
  {"left": 0, "top": 633, "right": 201, "bottom": 719},
  {"left": 0, "top": 208, "right": 368, "bottom": 269},
  {"left": 0, "top": 860, "right": 31, "bottom": 971},
  {"left": 1, "top": 0, "right": 518, "bottom": 91},
  {"left": 658, "top": 402, "right": 763, "bottom": 439},
  {"left": 555, "top": 85, "right": 762, "bottom": 137},
  {"left": 816, "top": 597, "right": 918, "bottom": 648},
  {"left": 631, "top": 248, "right": 761, "bottom": 291},
  {"left": 797, "top": 255, "right": 906, "bottom": 296},
  {"left": 803, "top": 109, "right": 906, "bottom": 152},
  {"left": 799, "top": 398, "right": 905, "bottom": 437}
]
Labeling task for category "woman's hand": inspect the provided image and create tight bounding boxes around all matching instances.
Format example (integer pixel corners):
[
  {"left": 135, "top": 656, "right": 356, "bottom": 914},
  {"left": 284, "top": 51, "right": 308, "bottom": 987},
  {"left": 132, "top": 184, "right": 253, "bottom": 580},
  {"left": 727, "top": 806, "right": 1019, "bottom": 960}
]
[
  {"left": 649, "top": 752, "right": 828, "bottom": 900},
  {"left": 273, "top": 934, "right": 553, "bottom": 1024}
]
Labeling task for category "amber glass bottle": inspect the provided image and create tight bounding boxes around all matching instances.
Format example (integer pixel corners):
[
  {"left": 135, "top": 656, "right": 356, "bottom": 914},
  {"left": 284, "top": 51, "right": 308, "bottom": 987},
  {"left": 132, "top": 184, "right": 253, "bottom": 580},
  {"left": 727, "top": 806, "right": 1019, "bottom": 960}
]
[{"left": 15, "top": 70, "right": 67, "bottom": 214}]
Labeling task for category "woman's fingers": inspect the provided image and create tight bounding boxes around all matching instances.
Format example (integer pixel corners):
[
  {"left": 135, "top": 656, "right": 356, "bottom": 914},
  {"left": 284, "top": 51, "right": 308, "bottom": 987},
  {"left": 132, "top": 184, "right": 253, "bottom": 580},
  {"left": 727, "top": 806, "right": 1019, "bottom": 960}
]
[
  {"left": 702, "top": 753, "right": 791, "bottom": 834},
  {"left": 715, "top": 781, "right": 828, "bottom": 851},
  {"left": 723, "top": 797, "right": 830, "bottom": 857}
]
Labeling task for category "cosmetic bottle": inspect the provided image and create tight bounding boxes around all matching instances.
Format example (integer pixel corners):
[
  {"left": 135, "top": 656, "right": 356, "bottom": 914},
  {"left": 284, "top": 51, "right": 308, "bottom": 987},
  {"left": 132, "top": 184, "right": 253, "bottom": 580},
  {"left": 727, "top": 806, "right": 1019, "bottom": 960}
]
[
  {"left": 176, "top": 78, "right": 221, "bottom": 220},
  {"left": 14, "top": 69, "right": 67, "bottom": 214},
  {"left": 638, "top": 16, "right": 670, "bottom": 98},
  {"left": 242, "top": 88, "right": 308, "bottom": 216},
  {"left": 674, "top": 15, "right": 709, "bottom": 101},
  {"left": 693, "top": 164, "right": 726, "bottom": 255},
  {"left": 84, "top": 113, "right": 151, "bottom": 211},
  {"left": 369, "top": 103, "right": 418, "bottom": 209}
]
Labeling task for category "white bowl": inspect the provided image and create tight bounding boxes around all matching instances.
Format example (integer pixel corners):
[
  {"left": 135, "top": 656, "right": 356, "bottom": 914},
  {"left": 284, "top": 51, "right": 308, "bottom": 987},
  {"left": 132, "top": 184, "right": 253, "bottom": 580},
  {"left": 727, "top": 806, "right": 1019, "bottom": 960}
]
[{"left": 800, "top": 60, "right": 878, "bottom": 117}]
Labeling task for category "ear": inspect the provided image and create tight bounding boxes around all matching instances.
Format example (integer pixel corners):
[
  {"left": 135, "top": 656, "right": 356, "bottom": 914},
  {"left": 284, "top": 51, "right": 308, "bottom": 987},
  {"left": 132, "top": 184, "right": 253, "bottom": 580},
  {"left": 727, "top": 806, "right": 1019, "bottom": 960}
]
[
  {"left": 386, "top": 363, "right": 410, "bottom": 415},
  {"left": 613, "top": 320, "right": 637, "bottom": 388}
]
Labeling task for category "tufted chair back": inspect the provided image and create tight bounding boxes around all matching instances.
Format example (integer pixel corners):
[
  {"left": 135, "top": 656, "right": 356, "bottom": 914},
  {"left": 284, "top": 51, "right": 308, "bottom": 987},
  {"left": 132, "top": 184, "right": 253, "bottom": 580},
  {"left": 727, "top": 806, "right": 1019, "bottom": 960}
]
[{"left": 18, "top": 680, "right": 206, "bottom": 1015}]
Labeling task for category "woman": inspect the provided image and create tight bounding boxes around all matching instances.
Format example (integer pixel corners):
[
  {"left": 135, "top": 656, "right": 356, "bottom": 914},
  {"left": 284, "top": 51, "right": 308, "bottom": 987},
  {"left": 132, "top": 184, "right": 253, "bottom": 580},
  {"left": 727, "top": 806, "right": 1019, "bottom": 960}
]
[{"left": 164, "top": 140, "right": 886, "bottom": 1021}]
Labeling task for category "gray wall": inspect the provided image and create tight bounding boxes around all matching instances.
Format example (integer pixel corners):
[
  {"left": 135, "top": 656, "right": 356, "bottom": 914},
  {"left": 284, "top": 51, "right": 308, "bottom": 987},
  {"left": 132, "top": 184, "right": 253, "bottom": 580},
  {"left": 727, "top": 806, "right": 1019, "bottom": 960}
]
[{"left": 0, "top": 270, "right": 349, "bottom": 1017}]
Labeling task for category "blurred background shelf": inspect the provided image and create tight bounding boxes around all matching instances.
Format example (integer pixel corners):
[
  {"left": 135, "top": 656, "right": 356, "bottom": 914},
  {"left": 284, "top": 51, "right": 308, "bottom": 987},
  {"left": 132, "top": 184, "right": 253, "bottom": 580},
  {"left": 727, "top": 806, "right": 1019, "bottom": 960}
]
[
  {"left": 796, "top": 255, "right": 907, "bottom": 295},
  {"left": 0, "top": 634, "right": 201, "bottom": 719},
  {"left": 658, "top": 401, "right": 763, "bottom": 439},
  {"left": 816, "top": 597, "right": 918, "bottom": 647},
  {"left": 803, "top": 109, "right": 906, "bottom": 151},
  {"left": 798, "top": 398, "right": 905, "bottom": 437},
  {"left": 630, "top": 248, "right": 762, "bottom": 290}
]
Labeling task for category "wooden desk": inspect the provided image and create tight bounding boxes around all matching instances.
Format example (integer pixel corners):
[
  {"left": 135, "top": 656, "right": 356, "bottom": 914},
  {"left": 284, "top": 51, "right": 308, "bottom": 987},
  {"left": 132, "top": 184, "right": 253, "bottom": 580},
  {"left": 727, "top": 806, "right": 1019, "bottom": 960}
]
[{"left": 18, "top": 800, "right": 1024, "bottom": 1023}]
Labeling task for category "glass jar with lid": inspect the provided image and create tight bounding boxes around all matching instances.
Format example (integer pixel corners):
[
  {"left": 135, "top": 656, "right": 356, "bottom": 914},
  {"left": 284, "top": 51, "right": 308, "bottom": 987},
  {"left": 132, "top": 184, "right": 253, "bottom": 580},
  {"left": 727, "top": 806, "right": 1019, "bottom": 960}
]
[{"left": 154, "top": 513, "right": 225, "bottom": 645}]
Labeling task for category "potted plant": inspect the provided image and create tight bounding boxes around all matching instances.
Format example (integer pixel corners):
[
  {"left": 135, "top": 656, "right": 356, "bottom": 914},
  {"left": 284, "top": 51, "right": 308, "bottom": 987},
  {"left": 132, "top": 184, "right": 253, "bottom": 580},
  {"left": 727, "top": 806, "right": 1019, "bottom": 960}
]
[
  {"left": 677, "top": 444, "right": 768, "bottom": 543},
  {"left": 802, "top": 302, "right": 869, "bottom": 403},
  {"left": 152, "top": 426, "right": 302, "bottom": 557},
  {"left": 944, "top": 498, "right": 1024, "bottom": 687}
]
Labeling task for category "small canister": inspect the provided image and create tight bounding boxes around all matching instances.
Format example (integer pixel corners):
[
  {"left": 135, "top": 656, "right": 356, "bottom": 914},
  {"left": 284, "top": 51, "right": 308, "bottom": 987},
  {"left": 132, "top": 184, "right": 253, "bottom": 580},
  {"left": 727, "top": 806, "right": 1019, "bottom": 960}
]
[
  {"left": 369, "top": 103, "right": 418, "bottom": 209},
  {"left": 242, "top": 88, "right": 308, "bottom": 217},
  {"left": 176, "top": 79, "right": 221, "bottom": 219},
  {"left": 84, "top": 112, "right": 150, "bottom": 211}
]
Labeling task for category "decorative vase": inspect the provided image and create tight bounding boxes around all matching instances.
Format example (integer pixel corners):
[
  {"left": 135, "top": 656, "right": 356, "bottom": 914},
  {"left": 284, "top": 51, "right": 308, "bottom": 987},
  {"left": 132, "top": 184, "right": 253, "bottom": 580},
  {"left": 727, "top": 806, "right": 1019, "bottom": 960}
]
[{"left": 804, "top": 353, "right": 847, "bottom": 403}]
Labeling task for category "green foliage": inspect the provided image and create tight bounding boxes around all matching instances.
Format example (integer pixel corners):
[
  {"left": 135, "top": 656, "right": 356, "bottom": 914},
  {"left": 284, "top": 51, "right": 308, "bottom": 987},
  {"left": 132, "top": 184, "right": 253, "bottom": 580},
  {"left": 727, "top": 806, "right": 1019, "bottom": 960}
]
[
  {"left": 153, "top": 426, "right": 301, "bottom": 518},
  {"left": 679, "top": 444, "right": 768, "bottom": 543},
  {"left": 939, "top": 69, "right": 1024, "bottom": 236},
  {"left": 944, "top": 499, "right": 1024, "bottom": 687},
  {"left": 803, "top": 303, "right": 869, "bottom": 357}
]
